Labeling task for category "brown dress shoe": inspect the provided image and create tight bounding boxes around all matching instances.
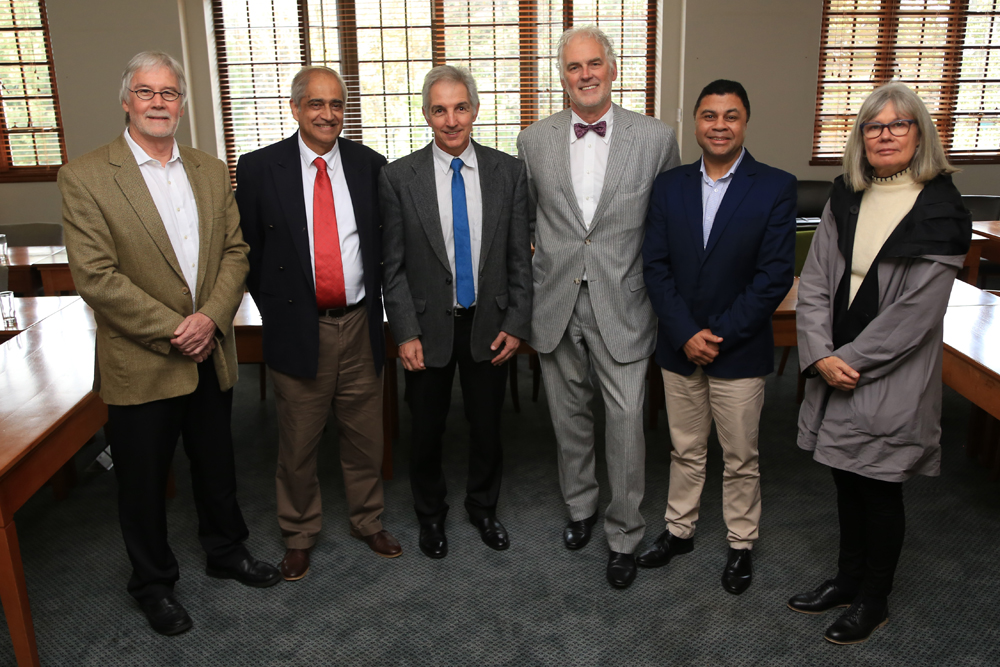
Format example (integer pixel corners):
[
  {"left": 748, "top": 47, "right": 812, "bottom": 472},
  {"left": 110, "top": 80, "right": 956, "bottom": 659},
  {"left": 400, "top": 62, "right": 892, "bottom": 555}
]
[
  {"left": 355, "top": 529, "right": 403, "bottom": 558},
  {"left": 279, "top": 548, "right": 310, "bottom": 581}
]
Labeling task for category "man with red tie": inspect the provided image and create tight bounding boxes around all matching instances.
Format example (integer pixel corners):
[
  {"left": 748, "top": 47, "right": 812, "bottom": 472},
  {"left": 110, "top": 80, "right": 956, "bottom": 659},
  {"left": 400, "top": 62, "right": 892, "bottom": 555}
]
[{"left": 236, "top": 66, "right": 401, "bottom": 581}]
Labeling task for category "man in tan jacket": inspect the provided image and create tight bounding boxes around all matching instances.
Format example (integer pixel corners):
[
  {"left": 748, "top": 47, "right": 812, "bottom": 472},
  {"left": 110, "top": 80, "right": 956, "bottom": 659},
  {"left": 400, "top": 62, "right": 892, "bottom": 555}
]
[{"left": 59, "top": 51, "right": 279, "bottom": 637}]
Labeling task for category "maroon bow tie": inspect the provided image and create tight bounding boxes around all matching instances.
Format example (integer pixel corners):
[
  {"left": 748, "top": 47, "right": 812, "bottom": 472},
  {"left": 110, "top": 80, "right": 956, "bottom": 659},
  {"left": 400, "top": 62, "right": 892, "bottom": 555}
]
[{"left": 574, "top": 121, "right": 607, "bottom": 139}]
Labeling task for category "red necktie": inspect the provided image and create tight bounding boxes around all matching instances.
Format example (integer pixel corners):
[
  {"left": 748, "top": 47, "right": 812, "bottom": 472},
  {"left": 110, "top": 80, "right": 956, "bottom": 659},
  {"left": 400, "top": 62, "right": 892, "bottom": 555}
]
[{"left": 312, "top": 157, "right": 347, "bottom": 309}]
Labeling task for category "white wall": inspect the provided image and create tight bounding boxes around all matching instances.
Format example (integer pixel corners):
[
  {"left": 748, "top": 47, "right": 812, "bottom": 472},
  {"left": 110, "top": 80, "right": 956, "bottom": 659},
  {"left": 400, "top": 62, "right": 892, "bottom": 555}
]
[{"left": 1, "top": 0, "right": 995, "bottom": 227}]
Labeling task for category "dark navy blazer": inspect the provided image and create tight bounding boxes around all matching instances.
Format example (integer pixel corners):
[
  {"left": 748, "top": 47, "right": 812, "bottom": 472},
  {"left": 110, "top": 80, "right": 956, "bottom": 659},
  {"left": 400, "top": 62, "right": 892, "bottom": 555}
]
[
  {"left": 642, "top": 150, "right": 796, "bottom": 378},
  {"left": 235, "top": 133, "right": 387, "bottom": 379}
]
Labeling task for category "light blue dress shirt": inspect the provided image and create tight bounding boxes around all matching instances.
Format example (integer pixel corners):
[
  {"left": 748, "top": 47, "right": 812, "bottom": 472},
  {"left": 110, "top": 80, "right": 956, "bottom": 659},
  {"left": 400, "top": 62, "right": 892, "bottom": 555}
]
[{"left": 699, "top": 147, "right": 746, "bottom": 248}]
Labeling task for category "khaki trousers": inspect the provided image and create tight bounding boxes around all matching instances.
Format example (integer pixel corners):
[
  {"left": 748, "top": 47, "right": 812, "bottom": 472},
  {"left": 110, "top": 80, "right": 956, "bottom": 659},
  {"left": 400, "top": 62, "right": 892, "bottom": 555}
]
[
  {"left": 661, "top": 367, "right": 765, "bottom": 549},
  {"left": 270, "top": 307, "right": 384, "bottom": 549}
]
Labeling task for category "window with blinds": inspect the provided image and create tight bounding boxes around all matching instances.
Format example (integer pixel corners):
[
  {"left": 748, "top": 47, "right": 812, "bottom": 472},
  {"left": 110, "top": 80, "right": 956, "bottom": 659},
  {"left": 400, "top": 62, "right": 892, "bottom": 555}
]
[
  {"left": 0, "top": 0, "right": 66, "bottom": 182},
  {"left": 812, "top": 0, "right": 1000, "bottom": 165},
  {"left": 212, "top": 0, "right": 655, "bottom": 173}
]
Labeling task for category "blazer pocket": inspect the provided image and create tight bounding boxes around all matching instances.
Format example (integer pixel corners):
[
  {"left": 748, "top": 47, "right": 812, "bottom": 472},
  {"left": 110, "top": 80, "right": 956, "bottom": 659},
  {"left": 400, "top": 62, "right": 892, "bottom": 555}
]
[
  {"left": 495, "top": 293, "right": 508, "bottom": 310},
  {"left": 532, "top": 265, "right": 546, "bottom": 285},
  {"left": 412, "top": 297, "right": 426, "bottom": 313},
  {"left": 626, "top": 272, "right": 646, "bottom": 292}
]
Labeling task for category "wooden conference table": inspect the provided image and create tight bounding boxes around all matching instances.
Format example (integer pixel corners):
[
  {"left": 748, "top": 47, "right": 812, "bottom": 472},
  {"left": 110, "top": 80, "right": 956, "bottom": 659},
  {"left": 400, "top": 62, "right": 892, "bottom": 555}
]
[
  {"left": 0, "top": 297, "right": 105, "bottom": 666},
  {"left": 3, "top": 247, "right": 64, "bottom": 297}
]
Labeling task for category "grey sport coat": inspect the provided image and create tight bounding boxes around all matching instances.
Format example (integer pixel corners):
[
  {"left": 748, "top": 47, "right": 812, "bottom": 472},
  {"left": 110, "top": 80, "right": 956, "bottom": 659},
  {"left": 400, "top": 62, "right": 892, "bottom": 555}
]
[
  {"left": 516, "top": 104, "right": 680, "bottom": 363},
  {"left": 380, "top": 140, "right": 533, "bottom": 367}
]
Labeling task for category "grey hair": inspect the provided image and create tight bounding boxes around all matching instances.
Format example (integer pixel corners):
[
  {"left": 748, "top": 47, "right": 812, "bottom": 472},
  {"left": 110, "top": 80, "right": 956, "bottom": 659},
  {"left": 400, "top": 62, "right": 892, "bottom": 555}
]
[
  {"left": 557, "top": 25, "right": 618, "bottom": 83},
  {"left": 120, "top": 51, "right": 187, "bottom": 124},
  {"left": 290, "top": 66, "right": 348, "bottom": 106},
  {"left": 842, "top": 81, "right": 957, "bottom": 192},
  {"left": 421, "top": 65, "right": 479, "bottom": 113}
]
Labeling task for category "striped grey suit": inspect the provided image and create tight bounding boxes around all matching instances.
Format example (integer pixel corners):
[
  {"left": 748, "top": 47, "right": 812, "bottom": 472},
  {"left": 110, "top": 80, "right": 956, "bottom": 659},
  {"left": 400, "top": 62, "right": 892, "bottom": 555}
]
[{"left": 517, "top": 104, "right": 680, "bottom": 553}]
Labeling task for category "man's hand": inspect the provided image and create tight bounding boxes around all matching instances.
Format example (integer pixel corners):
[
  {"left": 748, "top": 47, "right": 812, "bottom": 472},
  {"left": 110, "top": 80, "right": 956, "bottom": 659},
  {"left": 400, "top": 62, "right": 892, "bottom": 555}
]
[
  {"left": 171, "top": 312, "right": 218, "bottom": 357},
  {"left": 683, "top": 329, "right": 723, "bottom": 366},
  {"left": 490, "top": 332, "right": 521, "bottom": 365},
  {"left": 814, "top": 355, "right": 859, "bottom": 391},
  {"left": 189, "top": 338, "right": 217, "bottom": 364},
  {"left": 399, "top": 338, "right": 425, "bottom": 371}
]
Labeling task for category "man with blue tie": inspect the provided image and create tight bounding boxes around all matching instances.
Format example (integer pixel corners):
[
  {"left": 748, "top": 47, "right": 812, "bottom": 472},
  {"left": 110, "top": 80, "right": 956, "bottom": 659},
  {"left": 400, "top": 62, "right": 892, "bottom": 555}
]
[{"left": 380, "top": 66, "right": 532, "bottom": 558}]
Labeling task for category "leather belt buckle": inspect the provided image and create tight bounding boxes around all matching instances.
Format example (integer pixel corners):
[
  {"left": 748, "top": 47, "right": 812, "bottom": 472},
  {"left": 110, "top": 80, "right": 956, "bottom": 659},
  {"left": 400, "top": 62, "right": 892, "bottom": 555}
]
[
  {"left": 319, "top": 298, "right": 364, "bottom": 318},
  {"left": 453, "top": 306, "right": 476, "bottom": 319}
]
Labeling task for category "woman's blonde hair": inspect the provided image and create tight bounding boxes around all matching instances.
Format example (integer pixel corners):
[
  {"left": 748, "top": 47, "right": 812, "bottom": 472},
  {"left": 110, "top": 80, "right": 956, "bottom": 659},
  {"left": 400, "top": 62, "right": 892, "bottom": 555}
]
[{"left": 842, "top": 81, "right": 957, "bottom": 192}]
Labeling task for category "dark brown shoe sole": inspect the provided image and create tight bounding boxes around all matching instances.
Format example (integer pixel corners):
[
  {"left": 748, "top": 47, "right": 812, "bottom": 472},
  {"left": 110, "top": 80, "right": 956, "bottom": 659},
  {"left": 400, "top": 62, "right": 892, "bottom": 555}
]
[{"left": 787, "top": 600, "right": 851, "bottom": 615}]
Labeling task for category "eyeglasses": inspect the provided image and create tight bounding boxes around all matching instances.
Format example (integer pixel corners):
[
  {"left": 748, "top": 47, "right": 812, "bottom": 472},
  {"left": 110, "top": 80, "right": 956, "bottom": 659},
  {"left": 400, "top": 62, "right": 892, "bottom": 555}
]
[
  {"left": 129, "top": 88, "right": 182, "bottom": 102},
  {"left": 861, "top": 119, "right": 916, "bottom": 139}
]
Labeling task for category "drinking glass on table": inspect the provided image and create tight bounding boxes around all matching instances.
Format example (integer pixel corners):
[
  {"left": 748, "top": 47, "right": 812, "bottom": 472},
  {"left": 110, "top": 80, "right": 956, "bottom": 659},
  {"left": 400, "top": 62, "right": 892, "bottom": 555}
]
[
  {"left": 1, "top": 291, "right": 15, "bottom": 328},
  {"left": 0, "top": 234, "right": 7, "bottom": 265}
]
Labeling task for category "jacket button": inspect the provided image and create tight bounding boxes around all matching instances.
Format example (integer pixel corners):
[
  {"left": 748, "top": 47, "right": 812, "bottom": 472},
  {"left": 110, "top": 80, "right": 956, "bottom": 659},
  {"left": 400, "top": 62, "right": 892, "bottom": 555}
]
[
  {"left": 279, "top": 266, "right": 284, "bottom": 270},
  {"left": 574, "top": 278, "right": 581, "bottom": 285},
  {"left": 850, "top": 206, "right": 859, "bottom": 214},
  {"left": 446, "top": 276, "right": 452, "bottom": 284},
  {"left": 182, "top": 288, "right": 190, "bottom": 294},
  {"left": 268, "top": 224, "right": 274, "bottom": 229},
  {"left": 288, "top": 299, "right": 293, "bottom": 304},
  {"left": 585, "top": 239, "right": 591, "bottom": 245},
  {"left": 445, "top": 309, "right": 452, "bottom": 316}
]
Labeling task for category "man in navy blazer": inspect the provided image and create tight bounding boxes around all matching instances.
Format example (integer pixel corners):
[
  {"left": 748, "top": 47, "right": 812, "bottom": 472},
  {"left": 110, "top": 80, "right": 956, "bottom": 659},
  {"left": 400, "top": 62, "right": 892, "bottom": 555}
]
[
  {"left": 236, "top": 66, "right": 401, "bottom": 582},
  {"left": 639, "top": 80, "right": 795, "bottom": 595}
]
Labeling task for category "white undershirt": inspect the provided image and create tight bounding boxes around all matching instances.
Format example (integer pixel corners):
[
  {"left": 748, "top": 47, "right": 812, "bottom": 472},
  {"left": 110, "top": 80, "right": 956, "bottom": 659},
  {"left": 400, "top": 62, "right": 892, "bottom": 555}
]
[
  {"left": 432, "top": 140, "right": 482, "bottom": 307},
  {"left": 297, "top": 134, "right": 364, "bottom": 305},
  {"left": 569, "top": 107, "right": 614, "bottom": 231},
  {"left": 123, "top": 128, "right": 199, "bottom": 310}
]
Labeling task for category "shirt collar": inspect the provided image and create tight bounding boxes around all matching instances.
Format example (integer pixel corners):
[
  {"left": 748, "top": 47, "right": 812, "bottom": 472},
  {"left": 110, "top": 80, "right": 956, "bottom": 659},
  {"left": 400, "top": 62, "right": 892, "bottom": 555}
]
[
  {"left": 298, "top": 132, "right": 340, "bottom": 169},
  {"left": 699, "top": 147, "right": 746, "bottom": 185},
  {"left": 123, "top": 127, "right": 181, "bottom": 166},
  {"left": 431, "top": 139, "right": 477, "bottom": 175},
  {"left": 570, "top": 106, "right": 614, "bottom": 145}
]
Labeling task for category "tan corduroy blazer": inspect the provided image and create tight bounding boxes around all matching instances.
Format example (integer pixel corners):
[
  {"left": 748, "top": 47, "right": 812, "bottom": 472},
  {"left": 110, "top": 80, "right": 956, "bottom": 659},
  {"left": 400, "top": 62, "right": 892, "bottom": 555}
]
[{"left": 58, "top": 134, "right": 249, "bottom": 406}]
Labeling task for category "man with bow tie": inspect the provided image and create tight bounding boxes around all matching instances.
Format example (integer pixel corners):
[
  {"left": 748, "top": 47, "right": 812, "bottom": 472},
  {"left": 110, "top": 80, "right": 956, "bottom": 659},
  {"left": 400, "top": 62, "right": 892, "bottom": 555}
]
[
  {"left": 516, "top": 26, "right": 679, "bottom": 588},
  {"left": 381, "top": 66, "right": 532, "bottom": 558}
]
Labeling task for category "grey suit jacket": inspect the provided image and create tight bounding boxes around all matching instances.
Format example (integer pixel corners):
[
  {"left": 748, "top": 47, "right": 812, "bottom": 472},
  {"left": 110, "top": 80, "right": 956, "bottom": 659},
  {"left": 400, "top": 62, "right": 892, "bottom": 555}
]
[
  {"left": 516, "top": 105, "right": 680, "bottom": 363},
  {"left": 380, "top": 140, "right": 533, "bottom": 367}
]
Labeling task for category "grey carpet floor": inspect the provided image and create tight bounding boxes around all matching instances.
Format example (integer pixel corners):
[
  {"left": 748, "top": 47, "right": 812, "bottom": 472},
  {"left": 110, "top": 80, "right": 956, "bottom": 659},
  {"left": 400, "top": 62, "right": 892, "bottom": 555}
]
[{"left": 1, "top": 348, "right": 998, "bottom": 666}]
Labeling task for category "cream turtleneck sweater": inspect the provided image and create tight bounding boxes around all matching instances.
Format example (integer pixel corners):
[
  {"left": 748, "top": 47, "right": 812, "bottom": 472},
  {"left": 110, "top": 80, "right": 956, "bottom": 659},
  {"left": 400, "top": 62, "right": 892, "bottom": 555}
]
[{"left": 849, "top": 168, "right": 924, "bottom": 305}]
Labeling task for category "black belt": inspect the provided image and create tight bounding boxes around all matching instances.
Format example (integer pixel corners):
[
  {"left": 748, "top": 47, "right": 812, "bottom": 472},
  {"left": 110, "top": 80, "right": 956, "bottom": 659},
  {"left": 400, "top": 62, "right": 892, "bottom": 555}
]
[
  {"left": 453, "top": 306, "right": 476, "bottom": 319},
  {"left": 319, "top": 298, "right": 365, "bottom": 318}
]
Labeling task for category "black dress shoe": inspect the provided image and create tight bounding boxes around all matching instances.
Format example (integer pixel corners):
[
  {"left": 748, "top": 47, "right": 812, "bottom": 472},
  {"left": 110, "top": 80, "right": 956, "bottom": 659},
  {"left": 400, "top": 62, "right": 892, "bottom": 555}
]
[
  {"left": 419, "top": 522, "right": 448, "bottom": 559},
  {"left": 636, "top": 529, "right": 693, "bottom": 568},
  {"left": 470, "top": 516, "right": 510, "bottom": 551},
  {"left": 824, "top": 600, "right": 889, "bottom": 644},
  {"left": 140, "top": 594, "right": 192, "bottom": 636},
  {"left": 206, "top": 555, "right": 281, "bottom": 588},
  {"left": 788, "top": 579, "right": 858, "bottom": 614},
  {"left": 606, "top": 551, "right": 637, "bottom": 589},
  {"left": 721, "top": 548, "right": 753, "bottom": 595},
  {"left": 563, "top": 512, "right": 598, "bottom": 550}
]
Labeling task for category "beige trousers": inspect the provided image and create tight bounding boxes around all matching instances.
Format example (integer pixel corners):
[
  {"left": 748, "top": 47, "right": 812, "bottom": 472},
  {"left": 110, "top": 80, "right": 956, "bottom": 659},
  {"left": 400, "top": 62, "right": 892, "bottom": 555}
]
[
  {"left": 270, "top": 307, "right": 384, "bottom": 549},
  {"left": 661, "top": 367, "right": 765, "bottom": 549}
]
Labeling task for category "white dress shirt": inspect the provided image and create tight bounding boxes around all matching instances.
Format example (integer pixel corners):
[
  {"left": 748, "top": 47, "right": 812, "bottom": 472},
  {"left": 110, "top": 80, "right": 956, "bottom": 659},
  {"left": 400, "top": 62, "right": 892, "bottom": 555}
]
[
  {"left": 297, "top": 133, "right": 364, "bottom": 305},
  {"left": 123, "top": 128, "right": 199, "bottom": 310},
  {"left": 569, "top": 107, "right": 614, "bottom": 230},
  {"left": 699, "top": 147, "right": 746, "bottom": 248},
  {"left": 432, "top": 140, "right": 482, "bottom": 307}
]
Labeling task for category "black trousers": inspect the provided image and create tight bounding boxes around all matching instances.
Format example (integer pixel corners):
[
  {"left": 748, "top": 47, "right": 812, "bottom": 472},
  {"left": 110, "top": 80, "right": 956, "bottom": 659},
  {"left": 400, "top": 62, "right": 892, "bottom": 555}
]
[
  {"left": 106, "top": 361, "right": 250, "bottom": 605},
  {"left": 831, "top": 467, "right": 905, "bottom": 600},
  {"left": 404, "top": 315, "right": 508, "bottom": 525}
]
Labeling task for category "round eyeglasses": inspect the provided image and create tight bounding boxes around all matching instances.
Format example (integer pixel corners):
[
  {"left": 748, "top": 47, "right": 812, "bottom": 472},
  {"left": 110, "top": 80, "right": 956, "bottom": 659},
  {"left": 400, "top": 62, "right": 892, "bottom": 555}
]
[
  {"left": 861, "top": 119, "right": 916, "bottom": 139},
  {"left": 129, "top": 88, "right": 182, "bottom": 102}
]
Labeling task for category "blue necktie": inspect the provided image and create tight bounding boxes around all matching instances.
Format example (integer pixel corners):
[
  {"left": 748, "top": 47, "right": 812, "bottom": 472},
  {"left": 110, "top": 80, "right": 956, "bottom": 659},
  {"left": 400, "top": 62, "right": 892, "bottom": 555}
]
[{"left": 451, "top": 157, "right": 475, "bottom": 308}]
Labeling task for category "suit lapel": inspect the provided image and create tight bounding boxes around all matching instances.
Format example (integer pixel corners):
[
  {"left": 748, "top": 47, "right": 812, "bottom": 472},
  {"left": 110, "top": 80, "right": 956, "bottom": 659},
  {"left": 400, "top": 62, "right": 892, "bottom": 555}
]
[
  {"left": 109, "top": 135, "right": 186, "bottom": 285},
  {"left": 407, "top": 144, "right": 451, "bottom": 273},
  {"left": 682, "top": 160, "right": 706, "bottom": 262},
  {"left": 339, "top": 137, "right": 374, "bottom": 280},
  {"left": 271, "top": 133, "right": 313, "bottom": 291},
  {"left": 703, "top": 151, "right": 756, "bottom": 261},
  {"left": 589, "top": 104, "right": 633, "bottom": 230},
  {"left": 474, "top": 141, "right": 502, "bottom": 271},
  {"left": 550, "top": 110, "right": 585, "bottom": 227},
  {"left": 180, "top": 146, "right": 213, "bottom": 303}
]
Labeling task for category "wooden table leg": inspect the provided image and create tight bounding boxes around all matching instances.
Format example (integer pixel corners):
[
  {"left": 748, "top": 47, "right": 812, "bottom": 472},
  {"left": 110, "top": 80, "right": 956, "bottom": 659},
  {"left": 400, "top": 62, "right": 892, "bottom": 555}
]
[
  {"left": 49, "top": 460, "right": 77, "bottom": 501},
  {"left": 0, "top": 521, "right": 41, "bottom": 667},
  {"left": 381, "top": 362, "right": 396, "bottom": 481}
]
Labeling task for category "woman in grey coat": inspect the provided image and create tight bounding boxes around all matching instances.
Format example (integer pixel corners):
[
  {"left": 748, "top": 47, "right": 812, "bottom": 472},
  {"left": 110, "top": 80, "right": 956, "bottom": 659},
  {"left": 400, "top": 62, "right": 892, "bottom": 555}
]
[{"left": 788, "top": 82, "right": 971, "bottom": 645}]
